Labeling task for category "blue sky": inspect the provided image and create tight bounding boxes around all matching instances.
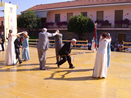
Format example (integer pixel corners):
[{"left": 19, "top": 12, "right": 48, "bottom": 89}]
[{"left": 0, "top": 0, "right": 73, "bottom": 17}]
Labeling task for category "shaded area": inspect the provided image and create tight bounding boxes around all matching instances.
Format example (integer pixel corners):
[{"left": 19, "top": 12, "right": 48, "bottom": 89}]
[
  {"left": 0, "top": 63, "right": 39, "bottom": 72},
  {"left": 0, "top": 67, "right": 40, "bottom": 72},
  {"left": 44, "top": 69, "right": 98, "bottom": 81},
  {"left": 45, "top": 76, "right": 103, "bottom": 81},
  {"left": 0, "top": 60, "right": 5, "bottom": 68},
  {"left": 0, "top": 63, "right": 60, "bottom": 72},
  {"left": 46, "top": 63, "right": 56, "bottom": 65}
]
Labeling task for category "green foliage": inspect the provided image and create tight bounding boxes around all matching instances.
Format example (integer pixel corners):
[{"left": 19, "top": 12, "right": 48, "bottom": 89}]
[
  {"left": 29, "top": 36, "right": 37, "bottom": 39},
  {"left": 17, "top": 9, "right": 40, "bottom": 31},
  {"left": 67, "top": 14, "right": 95, "bottom": 39}
]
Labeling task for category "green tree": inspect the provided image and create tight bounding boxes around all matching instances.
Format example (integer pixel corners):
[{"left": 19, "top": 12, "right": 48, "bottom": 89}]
[
  {"left": 17, "top": 9, "right": 40, "bottom": 31},
  {"left": 67, "top": 14, "right": 95, "bottom": 39}
]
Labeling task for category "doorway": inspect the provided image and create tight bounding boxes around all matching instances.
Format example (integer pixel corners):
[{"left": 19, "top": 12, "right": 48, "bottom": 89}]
[
  {"left": 41, "top": 18, "right": 46, "bottom": 27},
  {"left": 115, "top": 10, "right": 123, "bottom": 28},
  {"left": 67, "top": 13, "right": 73, "bottom": 22}
]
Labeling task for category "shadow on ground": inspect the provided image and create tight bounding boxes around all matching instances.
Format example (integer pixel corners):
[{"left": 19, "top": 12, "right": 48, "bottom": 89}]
[
  {"left": 0, "top": 60, "right": 5, "bottom": 68},
  {"left": 44, "top": 69, "right": 102, "bottom": 81}
]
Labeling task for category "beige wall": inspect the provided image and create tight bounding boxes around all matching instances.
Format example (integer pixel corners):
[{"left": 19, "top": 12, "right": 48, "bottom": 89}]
[{"left": 46, "top": 5, "right": 131, "bottom": 27}]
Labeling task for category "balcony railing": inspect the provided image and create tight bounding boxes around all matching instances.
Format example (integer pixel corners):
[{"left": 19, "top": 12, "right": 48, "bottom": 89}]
[
  {"left": 43, "top": 21, "right": 67, "bottom": 29},
  {"left": 97, "top": 24, "right": 131, "bottom": 28},
  {"left": 42, "top": 19, "right": 131, "bottom": 30},
  {"left": 95, "top": 19, "right": 131, "bottom": 28}
]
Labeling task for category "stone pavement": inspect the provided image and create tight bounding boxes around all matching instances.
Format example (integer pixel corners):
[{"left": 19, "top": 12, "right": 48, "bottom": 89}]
[{"left": 0, "top": 47, "right": 131, "bottom": 98}]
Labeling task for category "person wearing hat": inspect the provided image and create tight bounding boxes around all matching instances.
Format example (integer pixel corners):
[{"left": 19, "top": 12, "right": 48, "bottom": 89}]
[
  {"left": 37, "top": 28, "right": 58, "bottom": 70},
  {"left": 57, "top": 38, "right": 76, "bottom": 69},
  {"left": 22, "top": 31, "right": 30, "bottom": 61}
]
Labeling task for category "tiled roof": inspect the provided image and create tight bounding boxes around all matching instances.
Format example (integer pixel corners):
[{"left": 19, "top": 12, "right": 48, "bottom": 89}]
[{"left": 25, "top": 0, "right": 131, "bottom": 11}]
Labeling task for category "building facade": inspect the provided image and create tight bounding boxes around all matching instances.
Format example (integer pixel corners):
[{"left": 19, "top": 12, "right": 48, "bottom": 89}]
[
  {"left": 1, "top": 0, "right": 131, "bottom": 43},
  {"left": 25, "top": 0, "right": 131, "bottom": 43}
]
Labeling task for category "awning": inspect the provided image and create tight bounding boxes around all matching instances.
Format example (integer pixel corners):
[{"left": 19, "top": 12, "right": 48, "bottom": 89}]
[{"left": 35, "top": 11, "right": 47, "bottom": 18}]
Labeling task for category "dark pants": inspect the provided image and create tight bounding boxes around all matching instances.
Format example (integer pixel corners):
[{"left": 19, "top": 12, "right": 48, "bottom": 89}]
[
  {"left": 15, "top": 48, "right": 22, "bottom": 63},
  {"left": 57, "top": 55, "right": 73, "bottom": 67},
  {"left": 55, "top": 47, "right": 61, "bottom": 63},
  {"left": 0, "top": 43, "right": 4, "bottom": 51}
]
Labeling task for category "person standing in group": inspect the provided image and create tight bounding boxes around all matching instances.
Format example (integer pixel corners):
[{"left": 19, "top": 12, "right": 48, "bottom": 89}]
[
  {"left": 91, "top": 37, "right": 95, "bottom": 52},
  {"left": 57, "top": 38, "right": 76, "bottom": 69},
  {"left": 14, "top": 36, "right": 25, "bottom": 64},
  {"left": 5, "top": 30, "right": 23, "bottom": 65},
  {"left": 107, "top": 33, "right": 111, "bottom": 68},
  {"left": 54, "top": 30, "right": 63, "bottom": 64},
  {"left": 92, "top": 32, "right": 111, "bottom": 78},
  {"left": 37, "top": 28, "right": 58, "bottom": 70},
  {"left": 88, "top": 41, "right": 91, "bottom": 50},
  {"left": 0, "top": 32, "right": 5, "bottom": 51},
  {"left": 22, "top": 31, "right": 30, "bottom": 61}
]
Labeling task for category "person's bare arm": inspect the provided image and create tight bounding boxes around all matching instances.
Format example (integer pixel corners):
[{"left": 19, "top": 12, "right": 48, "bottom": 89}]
[
  {"left": 23, "top": 32, "right": 29, "bottom": 38},
  {"left": 12, "top": 32, "right": 24, "bottom": 36}
]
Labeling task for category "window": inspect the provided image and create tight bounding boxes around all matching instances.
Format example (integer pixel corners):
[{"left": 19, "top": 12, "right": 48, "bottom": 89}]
[
  {"left": 67, "top": 13, "right": 73, "bottom": 22},
  {"left": 55, "top": 14, "right": 60, "bottom": 22},
  {"left": 81, "top": 12, "right": 87, "bottom": 17},
  {"left": 96, "top": 11, "right": 103, "bottom": 21}
]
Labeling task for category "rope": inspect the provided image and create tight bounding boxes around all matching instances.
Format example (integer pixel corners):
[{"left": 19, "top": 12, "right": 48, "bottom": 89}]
[{"left": 45, "top": 52, "right": 85, "bottom": 61}]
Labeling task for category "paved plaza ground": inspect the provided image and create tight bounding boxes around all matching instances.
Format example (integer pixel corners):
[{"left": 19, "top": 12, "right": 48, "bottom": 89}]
[{"left": 0, "top": 47, "right": 131, "bottom": 98}]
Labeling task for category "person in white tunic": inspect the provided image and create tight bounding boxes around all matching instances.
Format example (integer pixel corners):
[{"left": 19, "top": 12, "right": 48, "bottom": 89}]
[
  {"left": 92, "top": 32, "right": 111, "bottom": 78},
  {"left": 4, "top": 30, "right": 23, "bottom": 65},
  {"left": 91, "top": 37, "right": 95, "bottom": 52}
]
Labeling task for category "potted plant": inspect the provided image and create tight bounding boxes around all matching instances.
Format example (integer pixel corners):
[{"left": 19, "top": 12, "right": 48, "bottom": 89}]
[
  {"left": 56, "top": 21, "right": 67, "bottom": 27},
  {"left": 115, "top": 20, "right": 124, "bottom": 28},
  {"left": 62, "top": 21, "right": 67, "bottom": 26},
  {"left": 129, "top": 22, "right": 131, "bottom": 28},
  {"left": 122, "top": 18, "right": 130, "bottom": 28},
  {"left": 95, "top": 19, "right": 104, "bottom": 27},
  {"left": 102, "top": 20, "right": 111, "bottom": 28},
  {"left": 43, "top": 22, "right": 54, "bottom": 28},
  {"left": 95, "top": 19, "right": 104, "bottom": 24},
  {"left": 56, "top": 22, "right": 62, "bottom": 27},
  {"left": 61, "top": 21, "right": 67, "bottom": 27}
]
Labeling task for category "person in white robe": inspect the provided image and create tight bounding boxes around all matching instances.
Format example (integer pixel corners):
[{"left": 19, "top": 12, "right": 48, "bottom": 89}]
[
  {"left": 5, "top": 30, "right": 23, "bottom": 65},
  {"left": 91, "top": 37, "right": 95, "bottom": 52},
  {"left": 92, "top": 32, "right": 111, "bottom": 78}
]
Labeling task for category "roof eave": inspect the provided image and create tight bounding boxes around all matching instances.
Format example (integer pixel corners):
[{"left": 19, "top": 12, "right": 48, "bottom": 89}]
[{"left": 33, "top": 2, "right": 131, "bottom": 12}]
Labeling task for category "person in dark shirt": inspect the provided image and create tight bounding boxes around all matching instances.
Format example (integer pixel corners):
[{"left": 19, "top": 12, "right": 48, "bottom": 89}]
[
  {"left": 14, "top": 36, "right": 24, "bottom": 64},
  {"left": 0, "top": 31, "right": 5, "bottom": 51},
  {"left": 57, "top": 38, "right": 76, "bottom": 69}
]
